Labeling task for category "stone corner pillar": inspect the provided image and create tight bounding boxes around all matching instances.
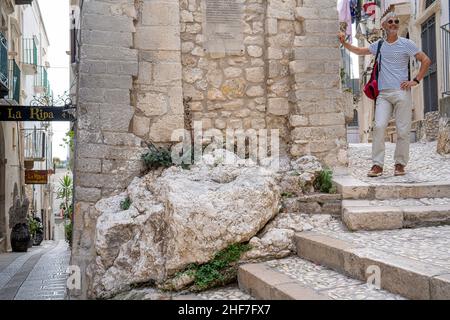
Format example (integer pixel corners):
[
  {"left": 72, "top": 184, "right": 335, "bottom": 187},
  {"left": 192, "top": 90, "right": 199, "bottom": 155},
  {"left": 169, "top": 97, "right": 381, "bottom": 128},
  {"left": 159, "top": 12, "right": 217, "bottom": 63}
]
[{"left": 289, "top": 0, "right": 349, "bottom": 169}]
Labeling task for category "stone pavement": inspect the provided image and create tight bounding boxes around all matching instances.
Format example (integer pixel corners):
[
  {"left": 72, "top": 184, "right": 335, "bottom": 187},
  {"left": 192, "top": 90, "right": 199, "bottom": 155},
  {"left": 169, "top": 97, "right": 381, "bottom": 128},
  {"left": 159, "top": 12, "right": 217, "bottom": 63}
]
[
  {"left": 0, "top": 240, "right": 70, "bottom": 300},
  {"left": 112, "top": 284, "right": 254, "bottom": 301},
  {"left": 348, "top": 141, "right": 450, "bottom": 184}
]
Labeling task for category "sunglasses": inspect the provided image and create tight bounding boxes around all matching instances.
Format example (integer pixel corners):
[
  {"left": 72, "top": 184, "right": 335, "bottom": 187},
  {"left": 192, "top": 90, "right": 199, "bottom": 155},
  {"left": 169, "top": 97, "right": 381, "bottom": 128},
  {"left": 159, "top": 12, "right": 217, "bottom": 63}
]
[{"left": 387, "top": 19, "right": 400, "bottom": 25}]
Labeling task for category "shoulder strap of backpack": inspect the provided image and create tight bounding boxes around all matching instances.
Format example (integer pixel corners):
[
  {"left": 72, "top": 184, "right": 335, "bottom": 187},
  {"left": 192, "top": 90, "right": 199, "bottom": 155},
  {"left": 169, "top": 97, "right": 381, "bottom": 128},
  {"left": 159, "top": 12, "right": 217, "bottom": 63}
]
[
  {"left": 375, "top": 39, "right": 384, "bottom": 60},
  {"left": 375, "top": 39, "right": 384, "bottom": 77}
]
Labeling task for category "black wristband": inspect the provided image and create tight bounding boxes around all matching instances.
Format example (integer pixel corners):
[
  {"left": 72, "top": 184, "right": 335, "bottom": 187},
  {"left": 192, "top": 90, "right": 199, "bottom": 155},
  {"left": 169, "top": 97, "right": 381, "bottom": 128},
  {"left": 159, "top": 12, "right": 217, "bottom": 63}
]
[{"left": 413, "top": 78, "right": 420, "bottom": 84}]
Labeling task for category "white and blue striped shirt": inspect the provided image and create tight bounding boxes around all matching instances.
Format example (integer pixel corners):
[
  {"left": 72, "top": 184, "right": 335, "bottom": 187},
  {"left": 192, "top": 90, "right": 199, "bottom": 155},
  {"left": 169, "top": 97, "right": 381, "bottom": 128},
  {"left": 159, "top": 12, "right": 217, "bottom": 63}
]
[{"left": 369, "top": 37, "right": 420, "bottom": 91}]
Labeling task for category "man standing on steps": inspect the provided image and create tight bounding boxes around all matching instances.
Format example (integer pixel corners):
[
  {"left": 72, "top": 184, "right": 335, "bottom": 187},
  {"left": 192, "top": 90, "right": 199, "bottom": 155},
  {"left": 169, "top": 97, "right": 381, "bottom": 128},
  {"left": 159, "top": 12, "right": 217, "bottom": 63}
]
[{"left": 338, "top": 12, "right": 431, "bottom": 177}]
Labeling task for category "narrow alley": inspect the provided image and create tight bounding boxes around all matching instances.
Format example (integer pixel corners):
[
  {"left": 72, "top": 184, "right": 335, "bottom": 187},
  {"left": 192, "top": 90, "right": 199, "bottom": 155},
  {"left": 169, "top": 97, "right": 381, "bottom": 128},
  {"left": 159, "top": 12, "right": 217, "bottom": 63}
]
[{"left": 0, "top": 240, "right": 69, "bottom": 300}]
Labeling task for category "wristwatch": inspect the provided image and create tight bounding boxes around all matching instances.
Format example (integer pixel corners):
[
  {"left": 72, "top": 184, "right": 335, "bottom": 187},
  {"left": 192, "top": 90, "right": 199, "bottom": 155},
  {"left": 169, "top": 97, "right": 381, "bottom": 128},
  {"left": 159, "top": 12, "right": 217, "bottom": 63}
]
[{"left": 413, "top": 77, "right": 420, "bottom": 84}]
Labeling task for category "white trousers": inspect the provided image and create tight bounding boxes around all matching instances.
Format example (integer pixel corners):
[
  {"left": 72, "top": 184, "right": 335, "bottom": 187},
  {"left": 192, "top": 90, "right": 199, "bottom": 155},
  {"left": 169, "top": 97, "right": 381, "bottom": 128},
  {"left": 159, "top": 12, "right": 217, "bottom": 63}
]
[{"left": 372, "top": 89, "right": 412, "bottom": 167}]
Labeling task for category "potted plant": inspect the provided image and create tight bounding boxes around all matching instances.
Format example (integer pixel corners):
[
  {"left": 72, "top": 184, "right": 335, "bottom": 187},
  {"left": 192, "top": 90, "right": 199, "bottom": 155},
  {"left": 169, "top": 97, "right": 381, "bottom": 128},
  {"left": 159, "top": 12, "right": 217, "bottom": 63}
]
[
  {"left": 9, "top": 197, "right": 31, "bottom": 252},
  {"left": 28, "top": 217, "right": 44, "bottom": 246}
]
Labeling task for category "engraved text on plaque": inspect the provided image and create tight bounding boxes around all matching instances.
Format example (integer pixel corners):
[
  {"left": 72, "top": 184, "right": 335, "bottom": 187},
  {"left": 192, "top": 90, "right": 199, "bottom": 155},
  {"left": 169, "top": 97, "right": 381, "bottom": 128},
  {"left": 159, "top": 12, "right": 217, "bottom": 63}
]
[{"left": 202, "top": 0, "right": 244, "bottom": 54}]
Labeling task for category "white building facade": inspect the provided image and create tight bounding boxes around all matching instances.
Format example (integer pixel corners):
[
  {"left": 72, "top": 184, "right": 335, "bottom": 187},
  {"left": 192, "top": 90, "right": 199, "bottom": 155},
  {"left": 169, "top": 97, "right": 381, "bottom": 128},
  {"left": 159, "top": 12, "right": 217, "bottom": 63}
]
[{"left": 1, "top": 0, "right": 54, "bottom": 253}]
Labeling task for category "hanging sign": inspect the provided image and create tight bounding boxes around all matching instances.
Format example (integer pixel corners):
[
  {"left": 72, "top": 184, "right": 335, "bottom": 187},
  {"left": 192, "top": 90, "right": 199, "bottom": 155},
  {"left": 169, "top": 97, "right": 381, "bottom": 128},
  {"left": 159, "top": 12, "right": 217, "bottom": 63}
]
[
  {"left": 0, "top": 106, "right": 76, "bottom": 122},
  {"left": 25, "top": 170, "right": 48, "bottom": 185}
]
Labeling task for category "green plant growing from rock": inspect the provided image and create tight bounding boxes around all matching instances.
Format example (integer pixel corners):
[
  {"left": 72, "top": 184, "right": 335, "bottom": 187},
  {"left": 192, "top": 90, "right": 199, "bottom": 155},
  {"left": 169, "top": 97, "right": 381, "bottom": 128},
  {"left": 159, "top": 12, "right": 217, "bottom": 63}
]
[
  {"left": 166, "top": 243, "right": 251, "bottom": 292},
  {"left": 142, "top": 142, "right": 173, "bottom": 170},
  {"left": 120, "top": 197, "right": 132, "bottom": 211},
  {"left": 314, "top": 169, "right": 334, "bottom": 193},
  {"left": 281, "top": 192, "right": 294, "bottom": 198}
]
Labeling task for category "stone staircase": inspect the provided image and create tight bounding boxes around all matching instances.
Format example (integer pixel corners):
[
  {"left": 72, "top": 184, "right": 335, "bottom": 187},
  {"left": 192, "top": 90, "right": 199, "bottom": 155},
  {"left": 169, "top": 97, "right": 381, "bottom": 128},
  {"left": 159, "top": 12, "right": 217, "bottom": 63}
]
[
  {"left": 334, "top": 175, "right": 450, "bottom": 231},
  {"left": 238, "top": 255, "right": 406, "bottom": 300},
  {"left": 238, "top": 225, "right": 450, "bottom": 300},
  {"left": 294, "top": 231, "right": 450, "bottom": 300},
  {"left": 238, "top": 174, "right": 450, "bottom": 300}
]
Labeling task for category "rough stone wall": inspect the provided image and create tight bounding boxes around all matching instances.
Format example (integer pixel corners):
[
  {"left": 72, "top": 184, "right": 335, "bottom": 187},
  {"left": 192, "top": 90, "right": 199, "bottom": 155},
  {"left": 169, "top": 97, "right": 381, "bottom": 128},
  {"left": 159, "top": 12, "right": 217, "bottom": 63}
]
[
  {"left": 266, "top": 0, "right": 297, "bottom": 149},
  {"left": 179, "top": 0, "right": 269, "bottom": 137},
  {"left": 132, "top": 0, "right": 185, "bottom": 143},
  {"left": 72, "top": 0, "right": 348, "bottom": 299},
  {"left": 416, "top": 111, "right": 440, "bottom": 142},
  {"left": 437, "top": 117, "right": 450, "bottom": 155}
]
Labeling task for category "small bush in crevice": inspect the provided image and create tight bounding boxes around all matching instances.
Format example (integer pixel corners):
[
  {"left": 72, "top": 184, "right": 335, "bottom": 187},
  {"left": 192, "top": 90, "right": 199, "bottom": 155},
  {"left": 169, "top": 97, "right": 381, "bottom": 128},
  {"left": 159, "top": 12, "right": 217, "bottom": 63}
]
[
  {"left": 314, "top": 169, "right": 334, "bottom": 193},
  {"left": 120, "top": 197, "right": 132, "bottom": 211},
  {"left": 281, "top": 192, "right": 294, "bottom": 198},
  {"left": 174, "top": 243, "right": 252, "bottom": 292},
  {"left": 142, "top": 143, "right": 173, "bottom": 170}
]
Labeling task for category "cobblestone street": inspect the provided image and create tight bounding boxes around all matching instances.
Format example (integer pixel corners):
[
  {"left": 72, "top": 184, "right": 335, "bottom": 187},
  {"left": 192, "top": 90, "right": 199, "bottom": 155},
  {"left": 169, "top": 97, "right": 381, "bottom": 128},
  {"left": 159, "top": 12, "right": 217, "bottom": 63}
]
[
  {"left": 0, "top": 241, "right": 70, "bottom": 300},
  {"left": 349, "top": 142, "right": 450, "bottom": 183}
]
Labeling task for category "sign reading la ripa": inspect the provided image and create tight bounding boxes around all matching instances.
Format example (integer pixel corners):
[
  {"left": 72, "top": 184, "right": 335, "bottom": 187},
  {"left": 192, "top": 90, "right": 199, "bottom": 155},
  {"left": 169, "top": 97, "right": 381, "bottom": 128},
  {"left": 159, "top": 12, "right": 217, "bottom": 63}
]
[{"left": 0, "top": 106, "right": 75, "bottom": 122}]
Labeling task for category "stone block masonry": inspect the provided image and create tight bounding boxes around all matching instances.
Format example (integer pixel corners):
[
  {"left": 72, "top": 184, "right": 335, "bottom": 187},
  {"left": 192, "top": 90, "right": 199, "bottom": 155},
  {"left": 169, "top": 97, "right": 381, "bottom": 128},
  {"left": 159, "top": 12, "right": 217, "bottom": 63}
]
[
  {"left": 290, "top": 0, "right": 348, "bottom": 167},
  {"left": 72, "top": 0, "right": 349, "bottom": 299},
  {"left": 72, "top": 0, "right": 145, "bottom": 299}
]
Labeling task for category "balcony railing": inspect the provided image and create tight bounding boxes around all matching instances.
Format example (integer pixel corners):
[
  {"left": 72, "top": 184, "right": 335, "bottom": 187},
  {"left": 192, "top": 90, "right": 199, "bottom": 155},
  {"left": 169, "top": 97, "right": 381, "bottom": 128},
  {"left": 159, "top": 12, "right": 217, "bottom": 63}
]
[
  {"left": 442, "top": 23, "right": 450, "bottom": 96},
  {"left": 23, "top": 38, "right": 38, "bottom": 66},
  {"left": 35, "top": 66, "right": 50, "bottom": 94},
  {"left": 8, "top": 59, "right": 21, "bottom": 103},
  {"left": 0, "top": 32, "right": 9, "bottom": 97},
  {"left": 23, "top": 128, "right": 47, "bottom": 161}
]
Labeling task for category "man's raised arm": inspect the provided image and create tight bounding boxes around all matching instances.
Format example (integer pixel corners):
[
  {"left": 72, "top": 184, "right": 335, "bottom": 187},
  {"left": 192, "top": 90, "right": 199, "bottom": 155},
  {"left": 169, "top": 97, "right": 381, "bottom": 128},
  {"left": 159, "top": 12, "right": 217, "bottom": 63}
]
[{"left": 338, "top": 32, "right": 372, "bottom": 56}]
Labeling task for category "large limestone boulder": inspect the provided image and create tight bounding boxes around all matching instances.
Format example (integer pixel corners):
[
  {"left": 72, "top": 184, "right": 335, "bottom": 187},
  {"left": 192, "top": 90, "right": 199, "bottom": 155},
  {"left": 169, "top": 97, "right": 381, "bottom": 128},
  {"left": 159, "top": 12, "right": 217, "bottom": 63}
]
[{"left": 91, "top": 150, "right": 280, "bottom": 298}]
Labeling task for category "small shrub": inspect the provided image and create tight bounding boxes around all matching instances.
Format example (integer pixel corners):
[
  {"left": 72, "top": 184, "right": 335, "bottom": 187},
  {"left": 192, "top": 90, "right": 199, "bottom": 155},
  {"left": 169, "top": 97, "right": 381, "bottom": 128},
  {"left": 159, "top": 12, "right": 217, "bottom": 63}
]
[
  {"left": 142, "top": 143, "right": 173, "bottom": 170},
  {"left": 193, "top": 243, "right": 251, "bottom": 291},
  {"left": 329, "top": 185, "right": 338, "bottom": 194},
  {"left": 174, "top": 243, "right": 251, "bottom": 292},
  {"left": 120, "top": 197, "right": 132, "bottom": 211},
  {"left": 65, "top": 222, "right": 73, "bottom": 248},
  {"left": 314, "top": 169, "right": 334, "bottom": 193},
  {"left": 281, "top": 192, "right": 294, "bottom": 198},
  {"left": 28, "top": 217, "right": 43, "bottom": 238}
]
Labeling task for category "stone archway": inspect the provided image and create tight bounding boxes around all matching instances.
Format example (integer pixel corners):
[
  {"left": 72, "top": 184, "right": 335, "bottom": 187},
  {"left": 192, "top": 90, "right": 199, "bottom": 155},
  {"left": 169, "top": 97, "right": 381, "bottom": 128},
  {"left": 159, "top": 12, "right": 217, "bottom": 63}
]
[{"left": 0, "top": 123, "right": 6, "bottom": 253}]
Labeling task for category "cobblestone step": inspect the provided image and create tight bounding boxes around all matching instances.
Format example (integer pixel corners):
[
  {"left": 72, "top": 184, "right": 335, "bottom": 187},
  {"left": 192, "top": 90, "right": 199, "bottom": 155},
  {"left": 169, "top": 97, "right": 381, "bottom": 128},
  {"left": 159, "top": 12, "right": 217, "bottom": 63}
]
[
  {"left": 295, "top": 231, "right": 450, "bottom": 300},
  {"left": 238, "top": 262, "right": 329, "bottom": 300},
  {"left": 342, "top": 200, "right": 450, "bottom": 231},
  {"left": 333, "top": 176, "right": 450, "bottom": 200},
  {"left": 238, "top": 257, "right": 405, "bottom": 300}
]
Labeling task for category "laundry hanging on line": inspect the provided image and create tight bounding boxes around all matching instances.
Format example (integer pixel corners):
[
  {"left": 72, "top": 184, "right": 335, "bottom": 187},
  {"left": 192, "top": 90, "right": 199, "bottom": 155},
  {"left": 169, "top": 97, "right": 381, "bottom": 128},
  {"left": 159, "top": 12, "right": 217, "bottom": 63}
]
[{"left": 337, "top": 0, "right": 353, "bottom": 37}]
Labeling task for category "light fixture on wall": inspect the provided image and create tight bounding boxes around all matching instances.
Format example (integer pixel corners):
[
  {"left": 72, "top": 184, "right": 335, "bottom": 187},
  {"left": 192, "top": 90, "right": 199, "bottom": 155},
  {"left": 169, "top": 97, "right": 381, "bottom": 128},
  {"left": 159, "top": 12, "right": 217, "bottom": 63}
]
[{"left": 24, "top": 160, "right": 34, "bottom": 170}]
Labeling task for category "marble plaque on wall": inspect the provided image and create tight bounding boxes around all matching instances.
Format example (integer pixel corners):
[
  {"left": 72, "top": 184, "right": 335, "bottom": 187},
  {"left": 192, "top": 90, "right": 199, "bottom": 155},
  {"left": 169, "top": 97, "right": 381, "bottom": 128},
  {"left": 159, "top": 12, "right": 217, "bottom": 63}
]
[{"left": 202, "top": 0, "right": 244, "bottom": 55}]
